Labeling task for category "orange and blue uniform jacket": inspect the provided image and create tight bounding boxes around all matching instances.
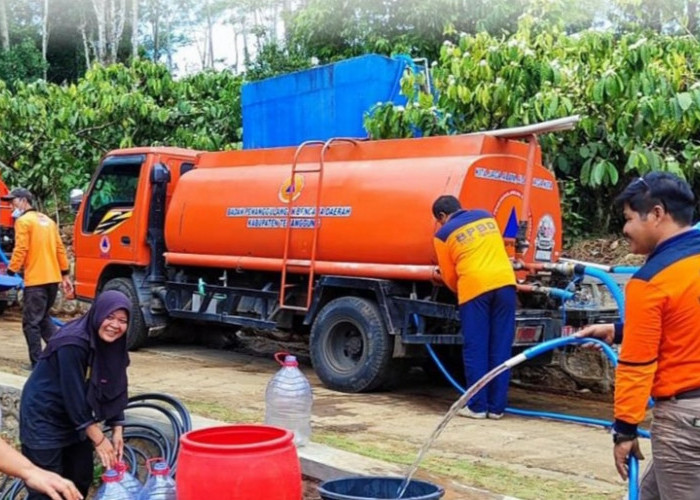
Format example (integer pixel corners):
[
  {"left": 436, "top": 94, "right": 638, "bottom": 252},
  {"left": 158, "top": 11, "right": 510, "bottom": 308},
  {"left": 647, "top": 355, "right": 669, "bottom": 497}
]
[
  {"left": 8, "top": 209, "right": 70, "bottom": 287},
  {"left": 433, "top": 209, "right": 515, "bottom": 305},
  {"left": 613, "top": 229, "right": 700, "bottom": 435}
]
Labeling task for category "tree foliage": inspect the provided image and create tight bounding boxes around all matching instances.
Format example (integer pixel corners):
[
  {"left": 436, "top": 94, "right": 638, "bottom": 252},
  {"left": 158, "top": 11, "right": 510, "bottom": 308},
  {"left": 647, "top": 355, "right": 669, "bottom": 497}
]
[
  {"left": 1, "top": 0, "right": 700, "bottom": 239},
  {"left": 612, "top": 0, "right": 699, "bottom": 34},
  {"left": 364, "top": 20, "right": 700, "bottom": 235},
  {"left": 0, "top": 40, "right": 46, "bottom": 88},
  {"left": 0, "top": 60, "right": 242, "bottom": 215},
  {"left": 284, "top": 0, "right": 606, "bottom": 63}
]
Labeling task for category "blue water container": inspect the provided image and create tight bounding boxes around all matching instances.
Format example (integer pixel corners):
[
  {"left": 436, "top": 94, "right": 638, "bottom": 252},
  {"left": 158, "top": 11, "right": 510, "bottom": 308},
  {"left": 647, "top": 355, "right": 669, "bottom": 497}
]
[{"left": 242, "top": 54, "right": 411, "bottom": 149}]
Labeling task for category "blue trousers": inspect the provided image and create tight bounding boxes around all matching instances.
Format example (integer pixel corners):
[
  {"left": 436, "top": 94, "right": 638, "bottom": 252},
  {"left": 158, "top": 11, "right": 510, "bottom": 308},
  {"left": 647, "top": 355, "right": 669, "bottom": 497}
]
[{"left": 459, "top": 285, "right": 516, "bottom": 414}]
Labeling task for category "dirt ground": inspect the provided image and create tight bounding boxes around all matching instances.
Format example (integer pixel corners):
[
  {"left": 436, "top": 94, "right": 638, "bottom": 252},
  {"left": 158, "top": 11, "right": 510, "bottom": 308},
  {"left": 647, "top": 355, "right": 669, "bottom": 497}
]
[{"left": 0, "top": 311, "right": 650, "bottom": 500}]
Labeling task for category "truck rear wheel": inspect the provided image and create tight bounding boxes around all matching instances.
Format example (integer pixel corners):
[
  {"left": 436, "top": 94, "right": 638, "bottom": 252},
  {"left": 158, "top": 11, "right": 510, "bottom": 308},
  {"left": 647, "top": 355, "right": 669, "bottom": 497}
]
[
  {"left": 310, "top": 296, "right": 394, "bottom": 393},
  {"left": 102, "top": 277, "right": 148, "bottom": 351}
]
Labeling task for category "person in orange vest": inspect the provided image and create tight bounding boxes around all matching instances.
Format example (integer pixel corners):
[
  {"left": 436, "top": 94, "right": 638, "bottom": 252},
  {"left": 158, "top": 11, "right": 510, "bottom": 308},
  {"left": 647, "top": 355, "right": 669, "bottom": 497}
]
[
  {"left": 1, "top": 188, "right": 73, "bottom": 369},
  {"left": 0, "top": 438, "right": 82, "bottom": 500},
  {"left": 432, "top": 195, "right": 516, "bottom": 419},
  {"left": 577, "top": 172, "right": 700, "bottom": 499}
]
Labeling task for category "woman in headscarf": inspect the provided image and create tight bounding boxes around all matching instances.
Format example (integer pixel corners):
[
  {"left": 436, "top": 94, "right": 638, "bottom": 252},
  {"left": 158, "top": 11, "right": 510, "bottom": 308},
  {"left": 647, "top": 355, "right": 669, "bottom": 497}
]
[{"left": 19, "top": 290, "right": 132, "bottom": 500}]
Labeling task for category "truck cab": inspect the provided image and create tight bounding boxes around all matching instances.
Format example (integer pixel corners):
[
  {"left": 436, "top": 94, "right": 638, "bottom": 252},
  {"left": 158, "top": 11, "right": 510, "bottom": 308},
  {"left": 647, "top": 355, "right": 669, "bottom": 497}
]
[{"left": 73, "top": 148, "right": 199, "bottom": 344}]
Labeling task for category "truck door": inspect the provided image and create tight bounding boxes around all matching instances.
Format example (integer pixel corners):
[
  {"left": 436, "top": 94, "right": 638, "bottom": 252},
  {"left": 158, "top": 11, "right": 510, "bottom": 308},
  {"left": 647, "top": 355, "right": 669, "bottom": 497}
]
[{"left": 74, "top": 154, "right": 146, "bottom": 299}]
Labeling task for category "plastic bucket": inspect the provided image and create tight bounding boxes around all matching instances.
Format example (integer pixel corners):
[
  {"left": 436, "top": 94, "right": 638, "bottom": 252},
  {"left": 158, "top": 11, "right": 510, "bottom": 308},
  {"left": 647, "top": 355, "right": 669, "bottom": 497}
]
[
  {"left": 318, "top": 476, "right": 444, "bottom": 500},
  {"left": 177, "top": 424, "right": 302, "bottom": 500}
]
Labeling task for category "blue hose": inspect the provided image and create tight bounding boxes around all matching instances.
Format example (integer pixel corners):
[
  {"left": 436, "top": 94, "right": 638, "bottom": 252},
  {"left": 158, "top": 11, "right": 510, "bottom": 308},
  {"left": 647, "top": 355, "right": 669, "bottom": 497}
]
[
  {"left": 0, "top": 246, "right": 23, "bottom": 291},
  {"left": 610, "top": 266, "right": 640, "bottom": 275},
  {"left": 521, "top": 335, "right": 618, "bottom": 361},
  {"left": 426, "top": 336, "right": 644, "bottom": 500},
  {"left": 628, "top": 452, "right": 639, "bottom": 499},
  {"left": 581, "top": 267, "right": 625, "bottom": 320},
  {"left": 425, "top": 262, "right": 646, "bottom": 499},
  {"left": 0, "top": 246, "right": 9, "bottom": 265},
  {"left": 547, "top": 288, "right": 575, "bottom": 301}
]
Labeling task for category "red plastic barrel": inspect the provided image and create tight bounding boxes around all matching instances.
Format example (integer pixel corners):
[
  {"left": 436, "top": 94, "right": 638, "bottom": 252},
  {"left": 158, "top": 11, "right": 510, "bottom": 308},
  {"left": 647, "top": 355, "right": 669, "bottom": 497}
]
[{"left": 177, "top": 424, "right": 302, "bottom": 500}]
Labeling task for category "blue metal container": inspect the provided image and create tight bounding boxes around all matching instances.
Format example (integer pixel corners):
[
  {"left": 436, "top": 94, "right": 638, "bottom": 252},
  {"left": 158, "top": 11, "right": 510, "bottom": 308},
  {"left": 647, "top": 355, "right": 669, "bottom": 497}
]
[{"left": 242, "top": 54, "right": 410, "bottom": 149}]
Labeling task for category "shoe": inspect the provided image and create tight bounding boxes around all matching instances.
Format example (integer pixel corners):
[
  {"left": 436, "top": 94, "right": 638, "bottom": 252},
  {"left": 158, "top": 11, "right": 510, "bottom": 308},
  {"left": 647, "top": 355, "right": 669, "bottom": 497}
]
[
  {"left": 487, "top": 412, "right": 504, "bottom": 420},
  {"left": 457, "top": 407, "right": 487, "bottom": 419}
]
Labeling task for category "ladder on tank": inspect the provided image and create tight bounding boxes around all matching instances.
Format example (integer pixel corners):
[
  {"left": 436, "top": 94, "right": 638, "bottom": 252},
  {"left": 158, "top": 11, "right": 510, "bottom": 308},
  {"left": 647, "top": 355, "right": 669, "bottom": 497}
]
[{"left": 279, "top": 138, "right": 359, "bottom": 311}]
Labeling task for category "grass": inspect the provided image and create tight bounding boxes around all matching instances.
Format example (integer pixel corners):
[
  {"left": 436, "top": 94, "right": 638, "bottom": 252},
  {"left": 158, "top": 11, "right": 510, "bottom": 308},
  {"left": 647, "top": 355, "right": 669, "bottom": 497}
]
[
  {"left": 179, "top": 398, "right": 262, "bottom": 424},
  {"left": 314, "top": 431, "right": 623, "bottom": 500},
  {"left": 163, "top": 397, "right": 623, "bottom": 499}
]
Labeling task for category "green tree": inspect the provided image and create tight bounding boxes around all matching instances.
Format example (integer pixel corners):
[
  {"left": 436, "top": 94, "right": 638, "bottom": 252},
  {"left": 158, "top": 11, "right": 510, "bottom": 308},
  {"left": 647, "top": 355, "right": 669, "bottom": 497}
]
[
  {"left": 283, "top": 0, "right": 607, "bottom": 64},
  {"left": 244, "top": 40, "right": 310, "bottom": 81},
  {"left": 364, "top": 24, "right": 700, "bottom": 234},
  {"left": 612, "top": 0, "right": 699, "bottom": 35},
  {"left": 0, "top": 60, "right": 243, "bottom": 216},
  {"left": 0, "top": 39, "right": 46, "bottom": 87}
]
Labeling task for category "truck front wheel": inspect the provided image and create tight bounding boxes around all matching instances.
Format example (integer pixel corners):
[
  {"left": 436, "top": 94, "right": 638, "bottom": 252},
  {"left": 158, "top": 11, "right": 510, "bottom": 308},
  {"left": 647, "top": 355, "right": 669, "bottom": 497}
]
[
  {"left": 310, "top": 296, "right": 394, "bottom": 393},
  {"left": 102, "top": 277, "right": 148, "bottom": 351}
]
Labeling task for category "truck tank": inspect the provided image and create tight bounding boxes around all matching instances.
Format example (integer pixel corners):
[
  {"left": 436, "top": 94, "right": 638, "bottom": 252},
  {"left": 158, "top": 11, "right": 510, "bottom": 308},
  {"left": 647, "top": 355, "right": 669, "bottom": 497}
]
[{"left": 163, "top": 134, "right": 562, "bottom": 279}]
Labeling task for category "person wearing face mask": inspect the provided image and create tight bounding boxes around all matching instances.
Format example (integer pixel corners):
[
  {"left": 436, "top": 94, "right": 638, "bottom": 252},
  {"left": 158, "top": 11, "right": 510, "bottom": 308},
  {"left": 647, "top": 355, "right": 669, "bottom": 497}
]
[
  {"left": 19, "top": 290, "right": 132, "bottom": 500},
  {"left": 0, "top": 188, "right": 73, "bottom": 369}
]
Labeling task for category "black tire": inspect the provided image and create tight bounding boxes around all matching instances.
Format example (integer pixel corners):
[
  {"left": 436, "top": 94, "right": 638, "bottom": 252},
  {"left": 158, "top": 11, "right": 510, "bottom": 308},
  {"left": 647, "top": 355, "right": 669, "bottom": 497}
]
[
  {"left": 0, "top": 299, "right": 6, "bottom": 315},
  {"left": 310, "top": 296, "right": 394, "bottom": 393},
  {"left": 102, "top": 277, "right": 148, "bottom": 351}
]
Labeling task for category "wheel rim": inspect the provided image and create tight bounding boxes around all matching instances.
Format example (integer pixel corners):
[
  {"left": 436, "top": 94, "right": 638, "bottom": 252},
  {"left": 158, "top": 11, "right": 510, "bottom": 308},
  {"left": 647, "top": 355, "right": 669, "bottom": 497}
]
[{"left": 323, "top": 320, "right": 367, "bottom": 374}]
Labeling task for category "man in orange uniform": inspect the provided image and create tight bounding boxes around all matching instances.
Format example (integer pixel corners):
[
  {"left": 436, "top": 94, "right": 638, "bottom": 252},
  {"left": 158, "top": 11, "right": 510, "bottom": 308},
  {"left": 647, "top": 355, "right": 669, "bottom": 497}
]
[
  {"left": 1, "top": 188, "right": 73, "bottom": 369},
  {"left": 578, "top": 172, "right": 700, "bottom": 499},
  {"left": 432, "top": 195, "right": 516, "bottom": 419}
]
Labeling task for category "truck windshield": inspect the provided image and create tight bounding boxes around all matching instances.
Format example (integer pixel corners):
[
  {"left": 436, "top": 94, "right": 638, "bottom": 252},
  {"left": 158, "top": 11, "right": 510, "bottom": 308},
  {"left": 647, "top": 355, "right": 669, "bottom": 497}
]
[{"left": 84, "top": 158, "right": 142, "bottom": 233}]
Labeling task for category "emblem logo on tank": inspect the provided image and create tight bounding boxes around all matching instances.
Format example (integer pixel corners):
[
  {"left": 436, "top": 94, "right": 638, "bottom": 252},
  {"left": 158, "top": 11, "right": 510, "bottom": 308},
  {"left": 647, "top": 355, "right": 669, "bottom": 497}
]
[{"left": 278, "top": 175, "right": 305, "bottom": 203}]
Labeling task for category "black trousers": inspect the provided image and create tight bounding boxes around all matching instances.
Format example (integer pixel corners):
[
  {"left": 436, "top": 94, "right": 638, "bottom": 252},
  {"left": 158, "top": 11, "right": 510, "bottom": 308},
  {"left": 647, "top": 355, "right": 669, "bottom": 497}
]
[
  {"left": 22, "top": 283, "right": 58, "bottom": 366},
  {"left": 21, "top": 440, "right": 94, "bottom": 499}
]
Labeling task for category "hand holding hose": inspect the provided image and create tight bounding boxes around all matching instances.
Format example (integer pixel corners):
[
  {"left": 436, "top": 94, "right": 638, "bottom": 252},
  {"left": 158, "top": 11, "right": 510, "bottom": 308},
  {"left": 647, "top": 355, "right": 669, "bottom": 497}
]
[
  {"left": 614, "top": 438, "right": 644, "bottom": 480},
  {"left": 574, "top": 323, "right": 615, "bottom": 349}
]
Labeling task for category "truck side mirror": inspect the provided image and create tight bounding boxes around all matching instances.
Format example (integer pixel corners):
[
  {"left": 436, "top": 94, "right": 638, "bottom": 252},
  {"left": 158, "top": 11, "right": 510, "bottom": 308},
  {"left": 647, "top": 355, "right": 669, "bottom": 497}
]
[
  {"left": 151, "top": 163, "right": 171, "bottom": 184},
  {"left": 69, "top": 188, "right": 84, "bottom": 214}
]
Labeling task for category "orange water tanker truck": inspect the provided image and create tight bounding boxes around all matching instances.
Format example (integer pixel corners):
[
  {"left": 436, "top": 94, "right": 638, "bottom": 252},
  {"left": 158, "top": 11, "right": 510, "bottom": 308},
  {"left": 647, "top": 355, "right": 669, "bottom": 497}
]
[{"left": 70, "top": 116, "right": 616, "bottom": 392}]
